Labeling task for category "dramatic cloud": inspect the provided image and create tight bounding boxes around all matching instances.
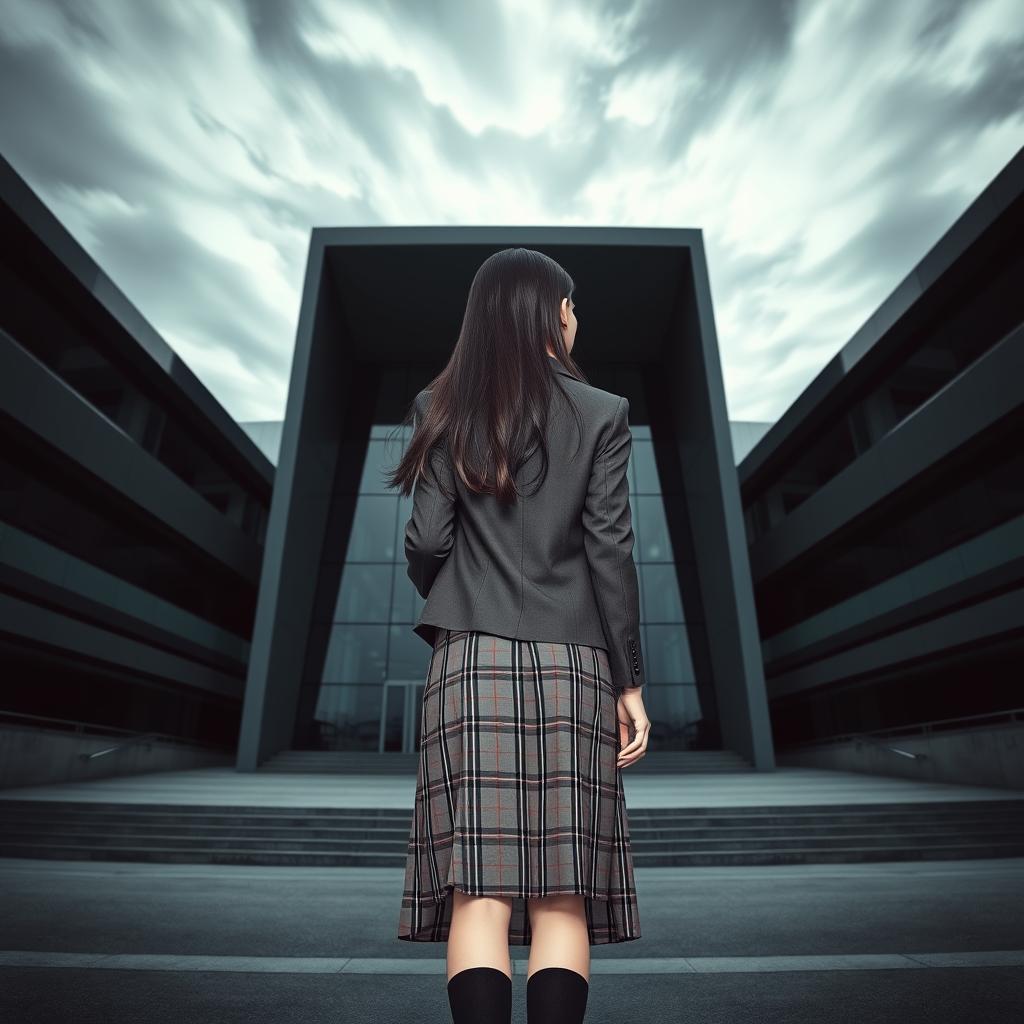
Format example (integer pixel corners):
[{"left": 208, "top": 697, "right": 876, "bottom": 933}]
[{"left": 1, "top": 0, "right": 1021, "bottom": 423}]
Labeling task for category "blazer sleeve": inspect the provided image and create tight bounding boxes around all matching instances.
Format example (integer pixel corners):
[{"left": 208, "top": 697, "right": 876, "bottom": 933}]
[
  {"left": 404, "top": 391, "right": 457, "bottom": 599},
  {"left": 581, "top": 395, "right": 646, "bottom": 693}
]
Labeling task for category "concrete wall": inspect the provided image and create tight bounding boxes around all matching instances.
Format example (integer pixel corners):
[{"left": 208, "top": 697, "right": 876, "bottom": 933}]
[
  {"left": 237, "top": 247, "right": 350, "bottom": 770},
  {"left": 776, "top": 723, "right": 1024, "bottom": 790},
  {"left": 0, "top": 725, "right": 233, "bottom": 790}
]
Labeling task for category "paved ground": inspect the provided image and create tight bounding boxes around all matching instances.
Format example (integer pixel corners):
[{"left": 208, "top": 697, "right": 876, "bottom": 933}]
[{"left": 1, "top": 856, "right": 1022, "bottom": 1022}]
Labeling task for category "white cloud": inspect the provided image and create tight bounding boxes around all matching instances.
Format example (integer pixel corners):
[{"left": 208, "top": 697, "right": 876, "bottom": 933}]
[
  {"left": 1, "top": 0, "right": 1021, "bottom": 426},
  {"left": 605, "top": 62, "right": 703, "bottom": 128}
]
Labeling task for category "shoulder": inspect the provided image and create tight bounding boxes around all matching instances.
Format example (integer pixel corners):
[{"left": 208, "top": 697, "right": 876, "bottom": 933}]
[
  {"left": 412, "top": 388, "right": 452, "bottom": 460},
  {"left": 555, "top": 375, "right": 627, "bottom": 425},
  {"left": 412, "top": 387, "right": 434, "bottom": 422}
]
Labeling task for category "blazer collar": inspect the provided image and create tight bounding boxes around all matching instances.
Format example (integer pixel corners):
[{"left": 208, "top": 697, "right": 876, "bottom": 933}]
[{"left": 547, "top": 353, "right": 574, "bottom": 379}]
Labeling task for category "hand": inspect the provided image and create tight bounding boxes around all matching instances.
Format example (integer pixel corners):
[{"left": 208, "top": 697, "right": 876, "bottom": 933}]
[{"left": 615, "top": 688, "right": 650, "bottom": 769}]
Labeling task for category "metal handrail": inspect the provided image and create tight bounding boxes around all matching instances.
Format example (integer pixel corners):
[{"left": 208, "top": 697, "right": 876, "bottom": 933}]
[
  {"left": 849, "top": 733, "right": 926, "bottom": 760},
  {"left": 80, "top": 732, "right": 162, "bottom": 761},
  {"left": 0, "top": 710, "right": 231, "bottom": 753}
]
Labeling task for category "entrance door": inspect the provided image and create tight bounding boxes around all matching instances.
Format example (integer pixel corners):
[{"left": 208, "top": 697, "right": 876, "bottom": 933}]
[{"left": 379, "top": 679, "right": 425, "bottom": 753}]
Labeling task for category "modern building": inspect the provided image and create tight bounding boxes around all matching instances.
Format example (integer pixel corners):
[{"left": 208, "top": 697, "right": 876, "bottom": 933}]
[
  {"left": 730, "top": 421, "right": 774, "bottom": 464},
  {"left": 0, "top": 155, "right": 274, "bottom": 787},
  {"left": 239, "top": 420, "right": 285, "bottom": 465},
  {"left": 10, "top": 135, "right": 1018, "bottom": 791},
  {"left": 738, "top": 145, "right": 1024, "bottom": 788},
  {"left": 238, "top": 227, "right": 774, "bottom": 770},
  {"left": 238, "top": 412, "right": 773, "bottom": 762}
]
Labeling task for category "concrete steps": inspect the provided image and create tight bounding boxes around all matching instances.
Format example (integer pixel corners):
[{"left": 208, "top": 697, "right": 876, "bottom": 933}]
[
  {"left": 257, "top": 749, "right": 755, "bottom": 774},
  {"left": 2, "top": 797, "right": 1022, "bottom": 866}
]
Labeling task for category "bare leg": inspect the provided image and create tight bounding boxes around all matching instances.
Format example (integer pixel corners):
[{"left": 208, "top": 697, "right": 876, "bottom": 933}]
[
  {"left": 525, "top": 894, "right": 590, "bottom": 981},
  {"left": 446, "top": 888, "right": 514, "bottom": 982}
]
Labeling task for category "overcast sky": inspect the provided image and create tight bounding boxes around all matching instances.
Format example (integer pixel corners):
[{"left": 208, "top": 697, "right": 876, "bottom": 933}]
[{"left": 2, "top": 0, "right": 1022, "bottom": 425}]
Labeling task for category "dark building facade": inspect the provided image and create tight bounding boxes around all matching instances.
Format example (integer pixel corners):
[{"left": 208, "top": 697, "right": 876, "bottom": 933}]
[
  {"left": 8, "top": 132, "right": 1017, "bottom": 790},
  {"left": 738, "top": 146, "right": 1024, "bottom": 787},
  {"left": 238, "top": 413, "right": 772, "bottom": 760},
  {"left": 239, "top": 227, "right": 773, "bottom": 770},
  {"left": 0, "top": 156, "right": 274, "bottom": 785}
]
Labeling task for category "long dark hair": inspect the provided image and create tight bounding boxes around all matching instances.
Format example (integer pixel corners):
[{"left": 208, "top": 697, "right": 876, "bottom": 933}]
[{"left": 387, "top": 247, "right": 588, "bottom": 505}]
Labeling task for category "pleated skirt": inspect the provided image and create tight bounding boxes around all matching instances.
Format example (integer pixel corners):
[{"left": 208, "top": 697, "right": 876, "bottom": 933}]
[{"left": 397, "top": 627, "right": 641, "bottom": 945}]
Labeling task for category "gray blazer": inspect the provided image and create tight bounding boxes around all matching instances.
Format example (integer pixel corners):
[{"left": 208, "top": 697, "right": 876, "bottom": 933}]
[{"left": 404, "top": 352, "right": 645, "bottom": 692}]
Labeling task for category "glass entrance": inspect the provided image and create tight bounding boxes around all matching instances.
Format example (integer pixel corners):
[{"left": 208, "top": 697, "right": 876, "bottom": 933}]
[{"left": 379, "top": 679, "right": 424, "bottom": 753}]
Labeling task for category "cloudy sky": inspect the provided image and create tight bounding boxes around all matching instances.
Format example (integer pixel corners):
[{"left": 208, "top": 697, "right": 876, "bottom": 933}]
[{"left": 2, "top": 0, "right": 1022, "bottom": 425}]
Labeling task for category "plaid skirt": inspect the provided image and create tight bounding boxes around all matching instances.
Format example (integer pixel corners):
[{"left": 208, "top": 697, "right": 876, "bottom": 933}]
[{"left": 397, "top": 627, "right": 641, "bottom": 945}]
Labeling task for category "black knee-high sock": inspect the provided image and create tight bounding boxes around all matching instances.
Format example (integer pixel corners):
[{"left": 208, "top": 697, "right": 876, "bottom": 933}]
[
  {"left": 447, "top": 965, "right": 512, "bottom": 1024},
  {"left": 527, "top": 966, "right": 589, "bottom": 1024}
]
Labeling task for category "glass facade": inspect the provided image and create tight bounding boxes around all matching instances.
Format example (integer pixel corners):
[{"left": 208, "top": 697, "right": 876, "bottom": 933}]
[
  {"left": 309, "top": 409, "right": 703, "bottom": 752},
  {"left": 756, "top": 415, "right": 1024, "bottom": 639},
  {"left": 0, "top": 173, "right": 272, "bottom": 754},
  {"left": 740, "top": 178, "right": 1024, "bottom": 751},
  {"left": 0, "top": 430, "right": 258, "bottom": 638},
  {"left": 0, "top": 335, "right": 265, "bottom": 747},
  {"left": 2, "top": 268, "right": 269, "bottom": 545}
]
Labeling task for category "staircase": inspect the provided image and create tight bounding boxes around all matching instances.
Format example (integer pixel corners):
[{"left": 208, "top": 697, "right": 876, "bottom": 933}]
[
  {"left": 2, "top": 797, "right": 1022, "bottom": 867},
  {"left": 256, "top": 749, "right": 754, "bottom": 774}
]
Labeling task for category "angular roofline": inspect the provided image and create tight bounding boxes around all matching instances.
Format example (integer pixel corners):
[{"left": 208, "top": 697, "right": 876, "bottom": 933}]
[
  {"left": 309, "top": 223, "right": 703, "bottom": 250},
  {"left": 737, "top": 145, "right": 1024, "bottom": 490},
  {"left": 1, "top": 153, "right": 273, "bottom": 490}
]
